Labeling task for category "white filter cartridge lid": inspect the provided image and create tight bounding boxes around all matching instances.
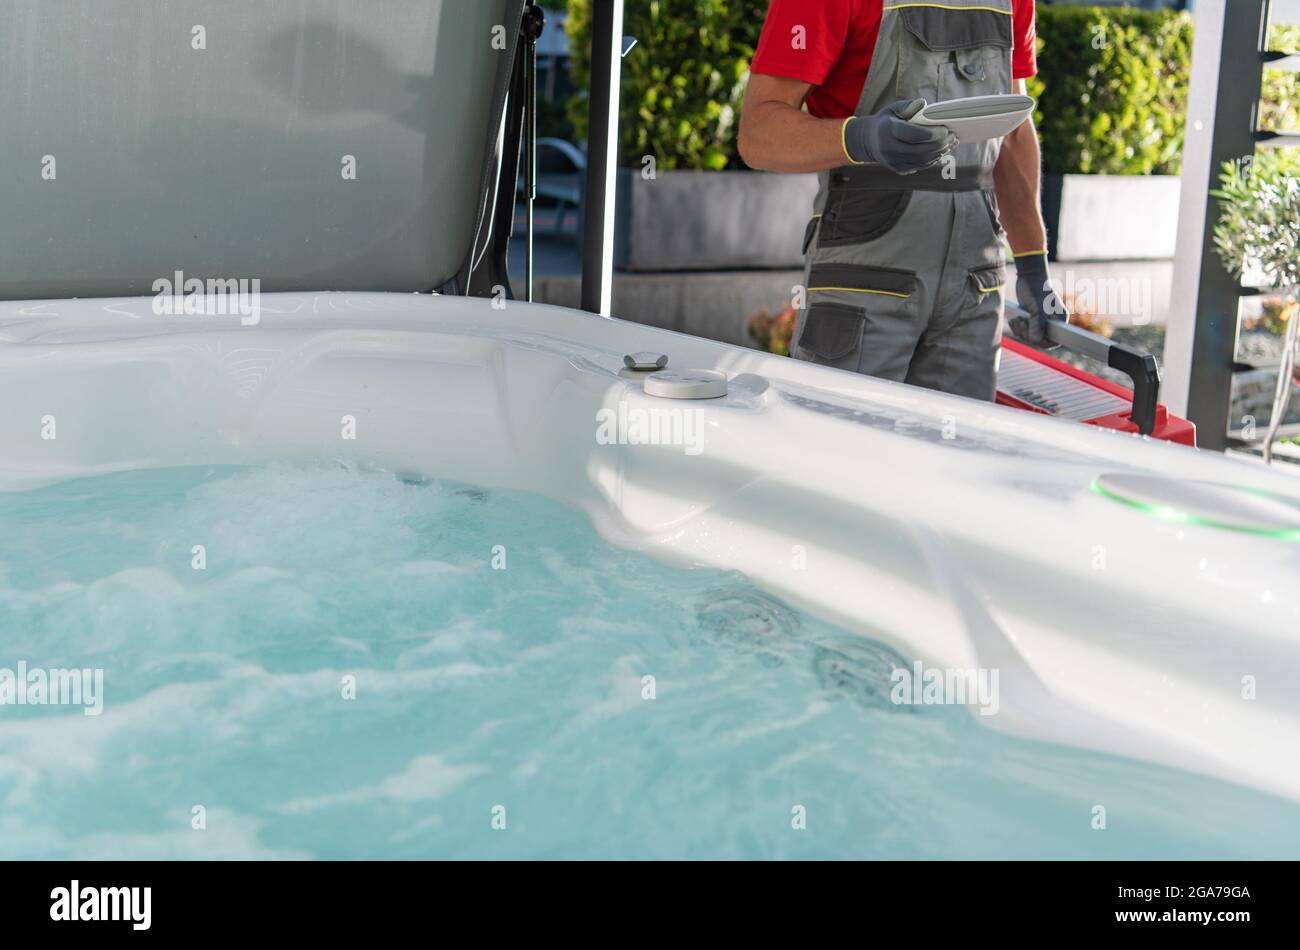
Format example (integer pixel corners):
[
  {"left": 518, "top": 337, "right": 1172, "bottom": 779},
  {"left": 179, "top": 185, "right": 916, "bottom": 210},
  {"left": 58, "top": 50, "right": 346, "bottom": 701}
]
[{"left": 643, "top": 369, "right": 728, "bottom": 400}]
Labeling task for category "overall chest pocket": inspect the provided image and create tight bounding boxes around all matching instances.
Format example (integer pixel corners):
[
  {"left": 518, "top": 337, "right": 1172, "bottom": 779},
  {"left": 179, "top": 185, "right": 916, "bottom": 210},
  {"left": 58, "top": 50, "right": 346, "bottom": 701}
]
[{"left": 899, "top": 5, "right": 1013, "bottom": 100}]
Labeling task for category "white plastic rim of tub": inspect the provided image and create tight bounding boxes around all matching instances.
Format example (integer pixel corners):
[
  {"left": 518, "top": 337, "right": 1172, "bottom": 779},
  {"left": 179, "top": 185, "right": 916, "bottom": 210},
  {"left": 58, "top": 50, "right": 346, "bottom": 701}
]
[{"left": 1094, "top": 472, "right": 1300, "bottom": 538}]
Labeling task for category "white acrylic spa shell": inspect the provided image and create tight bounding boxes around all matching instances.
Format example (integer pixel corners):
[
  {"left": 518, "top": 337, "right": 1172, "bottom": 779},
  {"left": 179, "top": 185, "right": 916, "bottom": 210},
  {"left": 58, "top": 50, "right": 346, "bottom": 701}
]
[
  {"left": 3, "top": 1, "right": 1299, "bottom": 805},
  {"left": 2, "top": 293, "right": 1299, "bottom": 803}
]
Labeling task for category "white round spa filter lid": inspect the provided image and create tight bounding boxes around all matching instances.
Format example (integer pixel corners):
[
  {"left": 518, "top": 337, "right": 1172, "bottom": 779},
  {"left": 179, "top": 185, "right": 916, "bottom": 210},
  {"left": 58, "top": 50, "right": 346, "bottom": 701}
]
[{"left": 643, "top": 369, "right": 728, "bottom": 400}]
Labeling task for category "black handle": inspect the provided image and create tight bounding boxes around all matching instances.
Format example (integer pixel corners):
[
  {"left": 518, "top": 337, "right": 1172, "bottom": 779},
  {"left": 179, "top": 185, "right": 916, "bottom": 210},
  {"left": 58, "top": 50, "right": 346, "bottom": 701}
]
[
  {"left": 1006, "top": 306, "right": 1162, "bottom": 437},
  {"left": 1105, "top": 345, "right": 1160, "bottom": 436},
  {"left": 1044, "top": 320, "right": 1161, "bottom": 437}
]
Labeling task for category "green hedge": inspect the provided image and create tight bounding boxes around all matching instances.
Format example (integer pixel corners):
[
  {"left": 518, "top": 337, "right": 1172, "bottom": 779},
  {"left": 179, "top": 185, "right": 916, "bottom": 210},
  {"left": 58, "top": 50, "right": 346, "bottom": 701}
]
[
  {"left": 565, "top": 0, "right": 765, "bottom": 171},
  {"left": 1263, "top": 24, "right": 1300, "bottom": 134},
  {"left": 563, "top": 4, "right": 1289, "bottom": 175},
  {"left": 1026, "top": 7, "right": 1192, "bottom": 175}
]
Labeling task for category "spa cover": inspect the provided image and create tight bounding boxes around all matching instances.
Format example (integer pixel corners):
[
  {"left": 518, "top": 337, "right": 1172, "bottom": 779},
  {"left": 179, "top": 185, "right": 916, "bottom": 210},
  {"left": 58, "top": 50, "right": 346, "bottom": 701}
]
[{"left": 0, "top": 0, "right": 526, "bottom": 298}]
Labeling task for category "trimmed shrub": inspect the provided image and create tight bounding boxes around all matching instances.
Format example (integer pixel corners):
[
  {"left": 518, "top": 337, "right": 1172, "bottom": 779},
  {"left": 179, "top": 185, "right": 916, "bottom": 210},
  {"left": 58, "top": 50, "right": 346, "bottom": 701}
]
[
  {"left": 1027, "top": 7, "right": 1192, "bottom": 175},
  {"left": 565, "top": 0, "right": 765, "bottom": 171},
  {"left": 1263, "top": 24, "right": 1300, "bottom": 135},
  {"left": 563, "top": 4, "right": 1287, "bottom": 176}
]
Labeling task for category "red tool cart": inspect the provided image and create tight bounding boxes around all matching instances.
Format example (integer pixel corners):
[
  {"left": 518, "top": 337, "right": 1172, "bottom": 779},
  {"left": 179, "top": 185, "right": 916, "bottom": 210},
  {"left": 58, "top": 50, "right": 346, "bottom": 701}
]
[{"left": 997, "top": 313, "right": 1197, "bottom": 447}]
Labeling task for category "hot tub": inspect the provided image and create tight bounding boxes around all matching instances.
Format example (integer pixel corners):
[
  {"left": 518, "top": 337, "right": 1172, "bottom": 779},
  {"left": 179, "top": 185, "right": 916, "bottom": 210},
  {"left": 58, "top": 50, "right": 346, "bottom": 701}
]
[
  {"left": 3, "top": 291, "right": 1299, "bottom": 817},
  {"left": 3, "top": 0, "right": 1299, "bottom": 857}
]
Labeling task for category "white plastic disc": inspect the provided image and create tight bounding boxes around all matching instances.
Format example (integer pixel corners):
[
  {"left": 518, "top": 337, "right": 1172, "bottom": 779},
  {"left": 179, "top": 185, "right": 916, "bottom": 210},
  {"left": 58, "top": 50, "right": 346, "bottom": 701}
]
[{"left": 643, "top": 369, "right": 728, "bottom": 400}]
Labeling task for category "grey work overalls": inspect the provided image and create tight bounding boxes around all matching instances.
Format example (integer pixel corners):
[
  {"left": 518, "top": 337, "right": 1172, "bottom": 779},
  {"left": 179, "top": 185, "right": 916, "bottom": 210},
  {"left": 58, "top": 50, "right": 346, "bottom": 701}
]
[{"left": 792, "top": 0, "right": 1013, "bottom": 401}]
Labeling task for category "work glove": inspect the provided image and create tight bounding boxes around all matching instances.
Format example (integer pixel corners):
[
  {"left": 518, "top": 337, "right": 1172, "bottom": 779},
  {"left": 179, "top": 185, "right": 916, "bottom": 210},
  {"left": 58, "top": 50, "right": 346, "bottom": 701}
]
[
  {"left": 842, "top": 99, "right": 957, "bottom": 175},
  {"left": 1008, "top": 251, "right": 1069, "bottom": 348}
]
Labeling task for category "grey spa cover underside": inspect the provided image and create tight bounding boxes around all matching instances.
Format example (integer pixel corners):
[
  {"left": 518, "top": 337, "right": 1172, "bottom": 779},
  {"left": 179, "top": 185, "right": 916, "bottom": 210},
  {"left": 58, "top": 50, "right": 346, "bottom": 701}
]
[{"left": 0, "top": 0, "right": 524, "bottom": 299}]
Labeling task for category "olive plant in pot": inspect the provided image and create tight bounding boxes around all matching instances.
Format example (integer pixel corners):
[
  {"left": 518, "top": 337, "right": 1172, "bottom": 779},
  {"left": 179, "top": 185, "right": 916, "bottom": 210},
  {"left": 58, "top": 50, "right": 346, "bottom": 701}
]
[{"left": 1212, "top": 148, "right": 1300, "bottom": 463}]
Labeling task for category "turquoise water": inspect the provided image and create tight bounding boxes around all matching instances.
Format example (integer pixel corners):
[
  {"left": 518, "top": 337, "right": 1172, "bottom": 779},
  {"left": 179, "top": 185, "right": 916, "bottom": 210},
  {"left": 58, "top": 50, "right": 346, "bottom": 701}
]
[{"left": 1, "top": 462, "right": 1298, "bottom": 859}]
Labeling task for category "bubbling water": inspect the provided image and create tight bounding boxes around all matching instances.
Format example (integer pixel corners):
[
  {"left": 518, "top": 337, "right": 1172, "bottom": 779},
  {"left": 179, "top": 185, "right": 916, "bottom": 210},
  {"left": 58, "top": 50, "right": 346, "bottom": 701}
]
[{"left": 0, "top": 463, "right": 1297, "bottom": 859}]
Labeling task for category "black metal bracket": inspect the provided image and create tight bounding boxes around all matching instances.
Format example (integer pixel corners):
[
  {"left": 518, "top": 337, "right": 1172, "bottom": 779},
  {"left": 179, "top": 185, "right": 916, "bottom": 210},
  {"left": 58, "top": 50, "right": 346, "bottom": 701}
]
[
  {"left": 472, "top": 3, "right": 543, "bottom": 301},
  {"left": 520, "top": 4, "right": 545, "bottom": 303},
  {"left": 580, "top": 0, "right": 625, "bottom": 316},
  {"left": 1163, "top": 0, "right": 1274, "bottom": 449}
]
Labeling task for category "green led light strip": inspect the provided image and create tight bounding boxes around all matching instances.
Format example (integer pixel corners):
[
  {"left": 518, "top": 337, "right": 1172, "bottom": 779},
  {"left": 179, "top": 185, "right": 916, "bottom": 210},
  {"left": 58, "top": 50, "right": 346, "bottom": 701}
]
[{"left": 1090, "top": 480, "right": 1300, "bottom": 542}]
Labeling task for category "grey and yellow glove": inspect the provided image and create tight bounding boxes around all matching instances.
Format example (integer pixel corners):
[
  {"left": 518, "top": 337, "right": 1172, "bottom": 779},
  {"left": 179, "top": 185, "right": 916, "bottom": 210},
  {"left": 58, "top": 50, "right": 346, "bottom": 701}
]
[
  {"left": 842, "top": 99, "right": 957, "bottom": 175},
  {"left": 1008, "top": 251, "right": 1069, "bottom": 348}
]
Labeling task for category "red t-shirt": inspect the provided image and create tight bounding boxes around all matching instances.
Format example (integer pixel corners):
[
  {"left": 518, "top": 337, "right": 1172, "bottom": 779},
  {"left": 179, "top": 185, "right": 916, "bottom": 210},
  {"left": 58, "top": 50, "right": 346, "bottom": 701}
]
[{"left": 751, "top": 0, "right": 1038, "bottom": 119}]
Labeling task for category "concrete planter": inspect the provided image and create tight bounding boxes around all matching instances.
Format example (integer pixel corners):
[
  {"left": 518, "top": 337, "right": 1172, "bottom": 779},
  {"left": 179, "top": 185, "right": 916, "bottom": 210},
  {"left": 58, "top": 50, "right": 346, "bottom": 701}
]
[
  {"left": 613, "top": 170, "right": 1181, "bottom": 269},
  {"left": 615, "top": 168, "right": 820, "bottom": 272},
  {"left": 1042, "top": 173, "right": 1181, "bottom": 262}
]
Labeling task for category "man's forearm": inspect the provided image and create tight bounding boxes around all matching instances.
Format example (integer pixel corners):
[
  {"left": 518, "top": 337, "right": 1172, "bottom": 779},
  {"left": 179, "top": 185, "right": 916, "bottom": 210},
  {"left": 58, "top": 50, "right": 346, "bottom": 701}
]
[
  {"left": 738, "top": 100, "right": 854, "bottom": 173},
  {"left": 998, "top": 115, "right": 1071, "bottom": 342},
  {"left": 992, "top": 118, "right": 1048, "bottom": 255}
]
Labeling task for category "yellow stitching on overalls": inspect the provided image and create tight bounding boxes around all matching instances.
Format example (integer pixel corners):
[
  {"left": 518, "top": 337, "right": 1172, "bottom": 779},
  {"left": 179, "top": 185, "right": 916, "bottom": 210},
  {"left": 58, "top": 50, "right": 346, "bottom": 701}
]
[
  {"left": 808, "top": 286, "right": 912, "bottom": 299},
  {"left": 881, "top": 4, "right": 1013, "bottom": 14}
]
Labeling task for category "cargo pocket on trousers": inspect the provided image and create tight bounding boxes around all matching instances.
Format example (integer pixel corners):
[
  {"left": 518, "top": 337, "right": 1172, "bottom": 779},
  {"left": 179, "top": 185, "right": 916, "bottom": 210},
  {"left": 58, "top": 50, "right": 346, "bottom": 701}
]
[
  {"left": 808, "top": 262, "right": 919, "bottom": 301},
  {"left": 797, "top": 303, "right": 865, "bottom": 365},
  {"left": 968, "top": 262, "right": 1006, "bottom": 297},
  {"left": 964, "top": 262, "right": 1006, "bottom": 327},
  {"left": 797, "top": 263, "right": 920, "bottom": 367}
]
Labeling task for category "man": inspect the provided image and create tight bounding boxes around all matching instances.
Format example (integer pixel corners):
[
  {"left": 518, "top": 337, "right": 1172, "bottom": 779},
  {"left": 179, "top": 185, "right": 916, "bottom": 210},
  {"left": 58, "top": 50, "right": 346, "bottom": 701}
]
[{"left": 738, "top": 0, "right": 1067, "bottom": 400}]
